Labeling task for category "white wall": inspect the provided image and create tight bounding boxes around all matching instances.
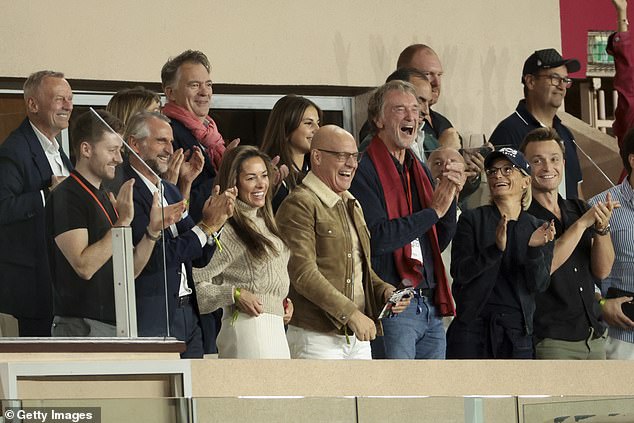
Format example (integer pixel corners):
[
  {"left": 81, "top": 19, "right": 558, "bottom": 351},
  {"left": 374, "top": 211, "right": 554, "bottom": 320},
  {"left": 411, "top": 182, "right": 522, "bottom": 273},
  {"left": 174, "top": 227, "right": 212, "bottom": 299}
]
[{"left": 0, "top": 0, "right": 561, "bottom": 135}]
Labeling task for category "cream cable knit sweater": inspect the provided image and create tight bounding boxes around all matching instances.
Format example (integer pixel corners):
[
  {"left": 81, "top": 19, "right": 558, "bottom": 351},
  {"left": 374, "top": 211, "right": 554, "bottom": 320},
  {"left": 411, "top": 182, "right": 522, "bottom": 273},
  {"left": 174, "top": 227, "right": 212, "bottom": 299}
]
[{"left": 193, "top": 200, "right": 290, "bottom": 316}]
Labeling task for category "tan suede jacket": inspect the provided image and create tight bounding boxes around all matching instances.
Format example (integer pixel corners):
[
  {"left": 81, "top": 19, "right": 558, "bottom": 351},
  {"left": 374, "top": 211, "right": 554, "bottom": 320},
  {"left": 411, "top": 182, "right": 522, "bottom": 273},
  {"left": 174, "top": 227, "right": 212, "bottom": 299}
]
[{"left": 276, "top": 172, "right": 393, "bottom": 336}]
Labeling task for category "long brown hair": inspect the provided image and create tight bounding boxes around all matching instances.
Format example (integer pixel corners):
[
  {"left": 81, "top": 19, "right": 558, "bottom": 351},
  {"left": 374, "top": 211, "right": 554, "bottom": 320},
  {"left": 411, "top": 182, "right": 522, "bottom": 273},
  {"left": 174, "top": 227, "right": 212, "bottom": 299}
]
[
  {"left": 216, "top": 146, "right": 285, "bottom": 260},
  {"left": 260, "top": 95, "right": 322, "bottom": 190}
]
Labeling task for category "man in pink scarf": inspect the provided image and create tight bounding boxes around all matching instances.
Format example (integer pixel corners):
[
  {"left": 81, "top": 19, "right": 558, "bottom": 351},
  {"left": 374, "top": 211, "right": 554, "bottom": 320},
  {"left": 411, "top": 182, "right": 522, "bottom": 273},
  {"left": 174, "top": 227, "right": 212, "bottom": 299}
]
[
  {"left": 161, "top": 50, "right": 235, "bottom": 223},
  {"left": 160, "top": 50, "right": 234, "bottom": 355}
]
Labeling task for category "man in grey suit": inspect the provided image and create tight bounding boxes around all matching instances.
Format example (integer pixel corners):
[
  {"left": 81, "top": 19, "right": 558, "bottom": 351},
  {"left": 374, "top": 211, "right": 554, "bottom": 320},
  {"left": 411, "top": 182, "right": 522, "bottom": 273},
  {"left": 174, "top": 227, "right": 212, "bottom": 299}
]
[{"left": 0, "top": 71, "right": 73, "bottom": 336}]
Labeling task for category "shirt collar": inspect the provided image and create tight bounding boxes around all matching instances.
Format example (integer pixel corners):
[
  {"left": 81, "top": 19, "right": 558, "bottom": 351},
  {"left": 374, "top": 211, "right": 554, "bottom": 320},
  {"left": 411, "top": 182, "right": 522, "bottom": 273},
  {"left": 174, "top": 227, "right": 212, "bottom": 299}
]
[
  {"left": 302, "top": 171, "right": 355, "bottom": 208},
  {"left": 130, "top": 164, "right": 160, "bottom": 195},
  {"left": 516, "top": 99, "right": 562, "bottom": 128},
  {"left": 30, "top": 121, "right": 60, "bottom": 154},
  {"left": 619, "top": 179, "right": 634, "bottom": 205}
]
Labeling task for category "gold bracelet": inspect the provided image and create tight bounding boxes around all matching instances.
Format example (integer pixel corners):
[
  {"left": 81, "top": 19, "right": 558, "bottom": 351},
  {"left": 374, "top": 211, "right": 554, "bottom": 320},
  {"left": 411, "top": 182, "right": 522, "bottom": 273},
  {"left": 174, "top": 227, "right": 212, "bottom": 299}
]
[{"left": 198, "top": 221, "right": 214, "bottom": 237}]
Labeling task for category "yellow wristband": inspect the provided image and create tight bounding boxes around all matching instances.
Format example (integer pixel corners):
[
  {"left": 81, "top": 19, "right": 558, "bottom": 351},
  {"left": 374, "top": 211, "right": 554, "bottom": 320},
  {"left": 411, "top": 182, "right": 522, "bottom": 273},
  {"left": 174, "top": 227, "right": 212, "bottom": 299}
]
[
  {"left": 234, "top": 287, "right": 241, "bottom": 304},
  {"left": 599, "top": 298, "right": 607, "bottom": 308}
]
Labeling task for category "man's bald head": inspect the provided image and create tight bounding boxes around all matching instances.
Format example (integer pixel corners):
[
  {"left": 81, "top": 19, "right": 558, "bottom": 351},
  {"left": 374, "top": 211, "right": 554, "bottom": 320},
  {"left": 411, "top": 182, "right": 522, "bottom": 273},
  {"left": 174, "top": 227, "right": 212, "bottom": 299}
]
[
  {"left": 311, "top": 124, "right": 355, "bottom": 151},
  {"left": 397, "top": 44, "right": 443, "bottom": 105},
  {"left": 427, "top": 147, "right": 464, "bottom": 181},
  {"left": 310, "top": 125, "right": 359, "bottom": 194},
  {"left": 397, "top": 44, "right": 436, "bottom": 69}
]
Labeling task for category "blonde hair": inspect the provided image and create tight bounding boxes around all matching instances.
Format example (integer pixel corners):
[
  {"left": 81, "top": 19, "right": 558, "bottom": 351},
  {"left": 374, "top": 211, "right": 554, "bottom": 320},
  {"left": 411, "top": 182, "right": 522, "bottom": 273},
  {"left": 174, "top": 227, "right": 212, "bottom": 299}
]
[{"left": 106, "top": 86, "right": 160, "bottom": 126}]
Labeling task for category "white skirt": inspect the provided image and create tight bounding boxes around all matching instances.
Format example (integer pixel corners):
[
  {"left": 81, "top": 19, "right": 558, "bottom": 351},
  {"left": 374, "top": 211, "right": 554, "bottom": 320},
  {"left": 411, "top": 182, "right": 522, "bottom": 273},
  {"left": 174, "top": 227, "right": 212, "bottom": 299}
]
[{"left": 217, "top": 307, "right": 290, "bottom": 359}]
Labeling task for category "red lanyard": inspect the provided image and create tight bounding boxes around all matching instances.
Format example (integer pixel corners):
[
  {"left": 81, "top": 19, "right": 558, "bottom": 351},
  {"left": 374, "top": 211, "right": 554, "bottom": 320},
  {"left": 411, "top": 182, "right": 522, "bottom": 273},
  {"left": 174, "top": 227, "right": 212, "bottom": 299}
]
[
  {"left": 404, "top": 166, "right": 413, "bottom": 214},
  {"left": 69, "top": 173, "right": 118, "bottom": 226}
]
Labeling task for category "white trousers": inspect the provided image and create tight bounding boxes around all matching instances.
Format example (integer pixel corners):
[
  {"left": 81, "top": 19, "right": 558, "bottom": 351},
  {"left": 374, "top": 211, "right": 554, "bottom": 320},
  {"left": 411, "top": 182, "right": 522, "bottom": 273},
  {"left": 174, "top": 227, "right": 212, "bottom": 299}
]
[
  {"left": 286, "top": 325, "right": 372, "bottom": 360},
  {"left": 217, "top": 308, "right": 290, "bottom": 359}
]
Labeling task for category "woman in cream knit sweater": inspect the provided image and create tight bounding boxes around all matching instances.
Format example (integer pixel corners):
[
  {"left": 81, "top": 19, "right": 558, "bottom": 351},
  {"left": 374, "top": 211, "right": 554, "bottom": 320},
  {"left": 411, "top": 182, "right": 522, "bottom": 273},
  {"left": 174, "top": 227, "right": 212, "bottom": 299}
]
[{"left": 193, "top": 146, "right": 292, "bottom": 358}]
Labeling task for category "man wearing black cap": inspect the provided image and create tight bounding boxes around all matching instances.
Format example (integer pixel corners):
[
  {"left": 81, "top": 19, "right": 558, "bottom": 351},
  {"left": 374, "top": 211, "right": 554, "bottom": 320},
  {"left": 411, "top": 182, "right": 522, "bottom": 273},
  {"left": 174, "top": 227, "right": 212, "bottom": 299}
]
[{"left": 489, "top": 48, "right": 583, "bottom": 200}]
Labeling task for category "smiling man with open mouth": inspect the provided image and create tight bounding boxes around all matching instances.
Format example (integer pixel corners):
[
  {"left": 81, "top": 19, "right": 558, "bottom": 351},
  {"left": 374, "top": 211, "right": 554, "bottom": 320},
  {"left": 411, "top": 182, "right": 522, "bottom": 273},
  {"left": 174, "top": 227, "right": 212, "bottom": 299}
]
[{"left": 350, "top": 80, "right": 466, "bottom": 360}]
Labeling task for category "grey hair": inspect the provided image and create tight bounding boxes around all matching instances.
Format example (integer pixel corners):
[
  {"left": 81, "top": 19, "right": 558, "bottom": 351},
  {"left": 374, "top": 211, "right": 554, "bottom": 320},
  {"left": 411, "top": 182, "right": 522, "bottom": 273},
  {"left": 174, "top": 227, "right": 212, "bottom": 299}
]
[
  {"left": 367, "top": 80, "right": 418, "bottom": 133},
  {"left": 123, "top": 111, "right": 170, "bottom": 142},
  {"left": 23, "top": 70, "right": 65, "bottom": 99}
]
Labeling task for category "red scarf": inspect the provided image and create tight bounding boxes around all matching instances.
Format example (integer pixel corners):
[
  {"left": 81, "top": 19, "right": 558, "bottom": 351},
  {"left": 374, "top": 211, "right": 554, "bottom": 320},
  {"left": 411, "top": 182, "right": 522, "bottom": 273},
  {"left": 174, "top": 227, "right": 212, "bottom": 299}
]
[
  {"left": 162, "top": 102, "right": 226, "bottom": 171},
  {"left": 366, "top": 136, "right": 455, "bottom": 317}
]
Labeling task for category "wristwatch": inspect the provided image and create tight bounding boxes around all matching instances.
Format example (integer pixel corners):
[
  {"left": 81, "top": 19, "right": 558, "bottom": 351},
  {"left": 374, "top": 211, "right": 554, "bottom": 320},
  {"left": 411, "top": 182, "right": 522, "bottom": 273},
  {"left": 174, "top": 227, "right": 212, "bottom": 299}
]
[{"left": 594, "top": 223, "right": 610, "bottom": 236}]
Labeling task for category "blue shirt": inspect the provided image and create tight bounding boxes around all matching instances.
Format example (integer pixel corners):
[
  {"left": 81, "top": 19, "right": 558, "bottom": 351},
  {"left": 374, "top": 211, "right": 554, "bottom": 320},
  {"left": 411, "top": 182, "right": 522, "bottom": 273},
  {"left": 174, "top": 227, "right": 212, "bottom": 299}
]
[{"left": 589, "top": 180, "right": 634, "bottom": 343}]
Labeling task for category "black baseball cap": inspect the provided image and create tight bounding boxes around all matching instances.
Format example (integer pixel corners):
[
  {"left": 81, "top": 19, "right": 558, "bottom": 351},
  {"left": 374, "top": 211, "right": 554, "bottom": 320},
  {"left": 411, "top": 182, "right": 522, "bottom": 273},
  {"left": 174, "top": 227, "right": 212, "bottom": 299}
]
[
  {"left": 484, "top": 147, "right": 531, "bottom": 176},
  {"left": 521, "top": 48, "right": 581, "bottom": 84}
]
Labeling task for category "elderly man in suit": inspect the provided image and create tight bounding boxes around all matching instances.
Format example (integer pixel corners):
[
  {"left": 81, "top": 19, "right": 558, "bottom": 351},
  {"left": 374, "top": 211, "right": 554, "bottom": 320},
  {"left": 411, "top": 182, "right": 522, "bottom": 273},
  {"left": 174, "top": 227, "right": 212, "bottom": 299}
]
[{"left": 0, "top": 71, "right": 73, "bottom": 336}]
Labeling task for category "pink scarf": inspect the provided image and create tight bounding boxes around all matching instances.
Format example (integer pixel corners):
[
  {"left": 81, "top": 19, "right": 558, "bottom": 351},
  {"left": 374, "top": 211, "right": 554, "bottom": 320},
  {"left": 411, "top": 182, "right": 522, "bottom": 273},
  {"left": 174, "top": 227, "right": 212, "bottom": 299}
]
[{"left": 162, "top": 102, "right": 226, "bottom": 171}]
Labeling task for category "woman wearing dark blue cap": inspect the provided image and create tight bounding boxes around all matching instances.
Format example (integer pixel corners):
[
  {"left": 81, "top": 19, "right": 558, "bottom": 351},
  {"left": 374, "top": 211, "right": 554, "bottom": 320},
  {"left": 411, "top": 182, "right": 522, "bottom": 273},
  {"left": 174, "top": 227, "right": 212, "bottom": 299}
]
[{"left": 446, "top": 147, "right": 555, "bottom": 359}]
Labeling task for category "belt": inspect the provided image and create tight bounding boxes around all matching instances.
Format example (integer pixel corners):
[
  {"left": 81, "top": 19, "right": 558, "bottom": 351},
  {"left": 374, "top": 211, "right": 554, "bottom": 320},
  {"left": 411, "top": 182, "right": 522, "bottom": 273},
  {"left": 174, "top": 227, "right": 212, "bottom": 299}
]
[
  {"left": 177, "top": 295, "right": 192, "bottom": 307},
  {"left": 413, "top": 287, "right": 435, "bottom": 298}
]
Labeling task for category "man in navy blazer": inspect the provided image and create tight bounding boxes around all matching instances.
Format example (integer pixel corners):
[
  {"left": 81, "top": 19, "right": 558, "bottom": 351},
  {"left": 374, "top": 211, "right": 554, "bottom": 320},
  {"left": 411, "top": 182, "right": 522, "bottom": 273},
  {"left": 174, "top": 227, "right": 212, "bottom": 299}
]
[
  {"left": 122, "top": 111, "right": 235, "bottom": 357},
  {"left": 0, "top": 71, "right": 73, "bottom": 336}
]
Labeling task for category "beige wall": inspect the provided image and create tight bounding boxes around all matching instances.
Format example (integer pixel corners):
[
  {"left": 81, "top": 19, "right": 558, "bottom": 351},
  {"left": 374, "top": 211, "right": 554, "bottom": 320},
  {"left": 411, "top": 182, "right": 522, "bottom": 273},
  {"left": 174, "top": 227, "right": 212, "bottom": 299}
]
[{"left": 0, "top": 1, "right": 561, "bottom": 135}]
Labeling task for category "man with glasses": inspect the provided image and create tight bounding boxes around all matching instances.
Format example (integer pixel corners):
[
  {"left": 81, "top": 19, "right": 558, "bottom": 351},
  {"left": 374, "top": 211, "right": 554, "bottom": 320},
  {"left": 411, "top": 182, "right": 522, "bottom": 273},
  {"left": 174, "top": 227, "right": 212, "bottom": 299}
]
[
  {"left": 277, "top": 125, "right": 409, "bottom": 359},
  {"left": 490, "top": 48, "right": 583, "bottom": 199},
  {"left": 350, "top": 80, "right": 464, "bottom": 359}
]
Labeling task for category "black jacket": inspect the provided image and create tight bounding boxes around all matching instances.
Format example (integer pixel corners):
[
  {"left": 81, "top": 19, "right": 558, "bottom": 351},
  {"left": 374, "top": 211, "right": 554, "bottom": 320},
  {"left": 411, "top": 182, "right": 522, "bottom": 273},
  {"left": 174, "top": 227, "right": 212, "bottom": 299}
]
[{"left": 451, "top": 205, "right": 554, "bottom": 335}]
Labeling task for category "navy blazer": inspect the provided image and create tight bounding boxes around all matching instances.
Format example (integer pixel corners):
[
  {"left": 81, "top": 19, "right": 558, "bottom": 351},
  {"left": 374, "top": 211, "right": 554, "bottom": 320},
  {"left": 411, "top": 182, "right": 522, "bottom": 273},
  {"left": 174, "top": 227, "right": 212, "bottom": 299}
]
[
  {"left": 0, "top": 118, "right": 72, "bottom": 319},
  {"left": 122, "top": 162, "right": 214, "bottom": 337},
  {"left": 170, "top": 118, "right": 217, "bottom": 223}
]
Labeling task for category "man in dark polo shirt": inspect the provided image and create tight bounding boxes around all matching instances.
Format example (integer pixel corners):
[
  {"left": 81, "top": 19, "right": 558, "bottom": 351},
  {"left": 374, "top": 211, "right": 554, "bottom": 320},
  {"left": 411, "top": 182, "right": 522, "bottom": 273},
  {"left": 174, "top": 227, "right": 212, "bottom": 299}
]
[
  {"left": 490, "top": 48, "right": 583, "bottom": 199},
  {"left": 521, "top": 128, "right": 616, "bottom": 359},
  {"left": 46, "top": 110, "right": 181, "bottom": 336}
]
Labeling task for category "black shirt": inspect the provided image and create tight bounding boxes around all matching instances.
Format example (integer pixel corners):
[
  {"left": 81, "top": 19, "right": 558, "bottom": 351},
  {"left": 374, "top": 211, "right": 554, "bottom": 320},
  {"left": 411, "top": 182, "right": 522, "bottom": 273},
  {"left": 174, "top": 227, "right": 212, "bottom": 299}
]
[
  {"left": 46, "top": 170, "right": 118, "bottom": 324},
  {"left": 527, "top": 196, "right": 603, "bottom": 341}
]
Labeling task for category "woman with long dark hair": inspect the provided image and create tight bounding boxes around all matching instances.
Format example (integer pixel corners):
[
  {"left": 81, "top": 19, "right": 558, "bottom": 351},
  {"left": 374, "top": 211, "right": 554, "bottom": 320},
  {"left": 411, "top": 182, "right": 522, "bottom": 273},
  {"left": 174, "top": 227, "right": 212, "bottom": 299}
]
[
  {"left": 193, "top": 146, "right": 292, "bottom": 358},
  {"left": 261, "top": 95, "right": 322, "bottom": 212}
]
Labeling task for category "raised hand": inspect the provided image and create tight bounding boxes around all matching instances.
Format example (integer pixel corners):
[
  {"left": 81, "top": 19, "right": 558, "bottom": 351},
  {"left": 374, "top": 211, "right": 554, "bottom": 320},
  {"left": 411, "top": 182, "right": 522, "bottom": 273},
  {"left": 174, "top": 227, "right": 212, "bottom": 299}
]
[
  {"left": 226, "top": 138, "right": 241, "bottom": 151},
  {"left": 201, "top": 185, "right": 237, "bottom": 232},
  {"left": 430, "top": 177, "right": 457, "bottom": 217},
  {"left": 109, "top": 179, "right": 135, "bottom": 226},
  {"left": 162, "top": 148, "right": 184, "bottom": 185},
  {"left": 593, "top": 191, "right": 621, "bottom": 232},
  {"left": 528, "top": 220, "right": 556, "bottom": 247},
  {"left": 179, "top": 146, "right": 205, "bottom": 184},
  {"left": 147, "top": 192, "right": 186, "bottom": 235},
  {"left": 270, "top": 155, "right": 290, "bottom": 188}
]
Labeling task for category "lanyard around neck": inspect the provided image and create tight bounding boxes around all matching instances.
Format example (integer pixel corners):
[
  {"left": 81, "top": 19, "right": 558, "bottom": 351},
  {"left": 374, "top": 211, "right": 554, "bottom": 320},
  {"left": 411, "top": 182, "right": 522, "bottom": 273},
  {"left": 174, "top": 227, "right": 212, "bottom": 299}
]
[{"left": 69, "top": 172, "right": 118, "bottom": 226}]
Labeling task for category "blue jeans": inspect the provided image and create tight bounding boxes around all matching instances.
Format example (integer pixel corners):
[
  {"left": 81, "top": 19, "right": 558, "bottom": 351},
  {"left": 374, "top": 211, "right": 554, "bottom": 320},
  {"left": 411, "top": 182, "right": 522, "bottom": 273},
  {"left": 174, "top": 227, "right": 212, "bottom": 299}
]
[{"left": 379, "top": 295, "right": 446, "bottom": 359}]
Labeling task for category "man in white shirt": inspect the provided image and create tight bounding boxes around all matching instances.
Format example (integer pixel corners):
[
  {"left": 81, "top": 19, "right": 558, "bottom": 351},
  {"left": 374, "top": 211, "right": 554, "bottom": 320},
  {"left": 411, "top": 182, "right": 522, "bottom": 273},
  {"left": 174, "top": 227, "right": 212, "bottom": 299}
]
[{"left": 0, "top": 71, "right": 73, "bottom": 336}]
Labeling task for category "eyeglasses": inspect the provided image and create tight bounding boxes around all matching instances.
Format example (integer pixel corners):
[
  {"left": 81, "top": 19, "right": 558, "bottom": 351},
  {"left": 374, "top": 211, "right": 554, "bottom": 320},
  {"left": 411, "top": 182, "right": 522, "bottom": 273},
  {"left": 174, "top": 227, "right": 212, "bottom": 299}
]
[
  {"left": 535, "top": 73, "right": 573, "bottom": 88},
  {"left": 316, "top": 149, "right": 363, "bottom": 163},
  {"left": 485, "top": 165, "right": 519, "bottom": 177}
]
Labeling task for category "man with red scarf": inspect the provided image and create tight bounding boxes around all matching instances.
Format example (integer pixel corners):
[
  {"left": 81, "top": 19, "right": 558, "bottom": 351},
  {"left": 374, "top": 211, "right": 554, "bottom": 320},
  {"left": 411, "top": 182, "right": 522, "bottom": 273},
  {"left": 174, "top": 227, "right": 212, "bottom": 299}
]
[
  {"left": 350, "top": 80, "right": 465, "bottom": 359},
  {"left": 161, "top": 50, "right": 236, "bottom": 353},
  {"left": 161, "top": 50, "right": 236, "bottom": 223}
]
